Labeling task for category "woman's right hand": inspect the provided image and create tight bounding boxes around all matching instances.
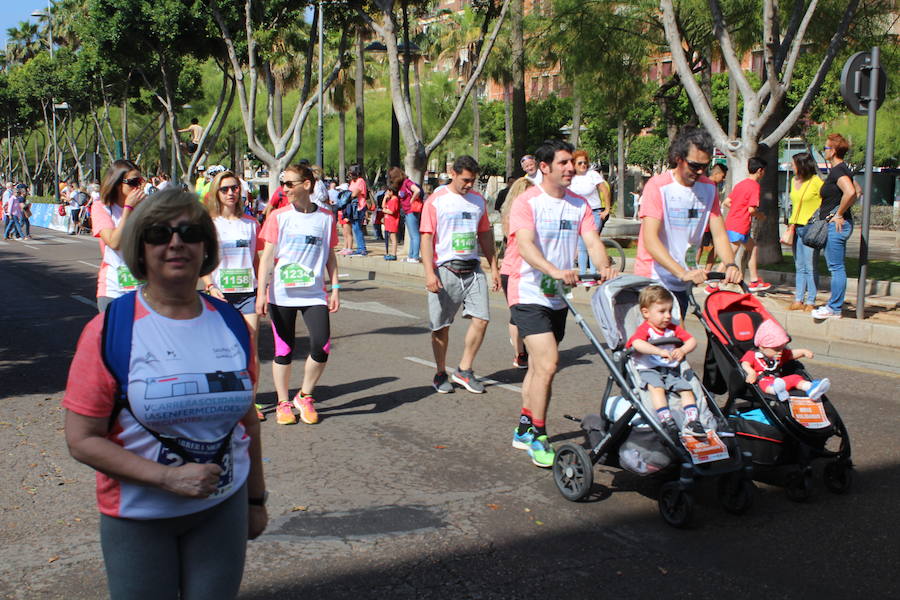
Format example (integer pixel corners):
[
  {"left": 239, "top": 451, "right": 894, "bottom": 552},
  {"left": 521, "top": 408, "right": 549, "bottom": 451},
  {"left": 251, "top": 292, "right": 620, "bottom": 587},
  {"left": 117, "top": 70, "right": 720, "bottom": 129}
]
[
  {"left": 125, "top": 186, "right": 146, "bottom": 209},
  {"left": 161, "top": 462, "right": 223, "bottom": 498}
]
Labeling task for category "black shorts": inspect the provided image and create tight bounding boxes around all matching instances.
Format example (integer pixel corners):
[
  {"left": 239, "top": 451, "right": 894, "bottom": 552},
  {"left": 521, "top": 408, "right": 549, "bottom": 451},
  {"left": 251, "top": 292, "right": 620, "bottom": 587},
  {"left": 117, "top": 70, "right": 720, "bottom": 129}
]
[
  {"left": 501, "top": 274, "right": 514, "bottom": 325},
  {"left": 510, "top": 304, "right": 568, "bottom": 343},
  {"left": 701, "top": 230, "right": 713, "bottom": 248}
]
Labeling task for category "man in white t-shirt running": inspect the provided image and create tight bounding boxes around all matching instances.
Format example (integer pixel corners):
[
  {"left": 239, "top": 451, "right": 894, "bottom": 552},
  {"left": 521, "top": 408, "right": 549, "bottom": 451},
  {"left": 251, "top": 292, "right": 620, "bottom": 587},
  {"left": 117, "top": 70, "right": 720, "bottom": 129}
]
[
  {"left": 421, "top": 155, "right": 500, "bottom": 394},
  {"left": 506, "top": 139, "right": 617, "bottom": 468},
  {"left": 635, "top": 127, "right": 741, "bottom": 316}
]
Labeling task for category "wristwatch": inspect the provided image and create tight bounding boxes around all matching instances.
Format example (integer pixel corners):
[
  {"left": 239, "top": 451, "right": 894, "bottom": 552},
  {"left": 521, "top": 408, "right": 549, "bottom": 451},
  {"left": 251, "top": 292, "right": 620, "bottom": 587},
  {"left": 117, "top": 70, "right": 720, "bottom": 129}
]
[{"left": 248, "top": 491, "right": 268, "bottom": 506}]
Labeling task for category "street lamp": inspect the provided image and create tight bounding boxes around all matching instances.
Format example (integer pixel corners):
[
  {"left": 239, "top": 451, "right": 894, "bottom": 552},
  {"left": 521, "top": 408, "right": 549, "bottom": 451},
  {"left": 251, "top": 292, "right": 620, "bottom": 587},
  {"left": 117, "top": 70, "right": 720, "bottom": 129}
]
[
  {"left": 316, "top": 0, "right": 324, "bottom": 169},
  {"left": 32, "top": 2, "right": 59, "bottom": 201}
]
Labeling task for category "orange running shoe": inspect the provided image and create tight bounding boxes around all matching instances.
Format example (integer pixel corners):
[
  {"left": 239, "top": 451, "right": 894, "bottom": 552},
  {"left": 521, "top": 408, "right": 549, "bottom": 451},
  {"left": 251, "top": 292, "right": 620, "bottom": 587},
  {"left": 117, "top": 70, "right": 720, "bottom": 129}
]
[
  {"left": 293, "top": 392, "right": 319, "bottom": 424},
  {"left": 275, "top": 401, "right": 296, "bottom": 425}
]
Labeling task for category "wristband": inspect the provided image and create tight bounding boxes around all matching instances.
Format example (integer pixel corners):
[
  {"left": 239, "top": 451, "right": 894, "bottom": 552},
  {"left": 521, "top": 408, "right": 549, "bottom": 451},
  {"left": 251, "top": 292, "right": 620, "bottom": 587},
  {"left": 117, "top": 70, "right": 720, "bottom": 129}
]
[
  {"left": 123, "top": 205, "right": 134, "bottom": 211},
  {"left": 725, "top": 263, "right": 738, "bottom": 269},
  {"left": 331, "top": 284, "right": 341, "bottom": 290},
  {"left": 205, "top": 283, "right": 218, "bottom": 291}
]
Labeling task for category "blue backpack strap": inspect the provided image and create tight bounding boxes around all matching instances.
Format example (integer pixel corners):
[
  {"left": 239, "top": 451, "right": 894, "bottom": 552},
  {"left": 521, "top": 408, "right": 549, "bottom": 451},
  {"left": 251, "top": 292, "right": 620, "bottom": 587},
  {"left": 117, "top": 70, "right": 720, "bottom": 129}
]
[{"left": 101, "top": 291, "right": 138, "bottom": 430}]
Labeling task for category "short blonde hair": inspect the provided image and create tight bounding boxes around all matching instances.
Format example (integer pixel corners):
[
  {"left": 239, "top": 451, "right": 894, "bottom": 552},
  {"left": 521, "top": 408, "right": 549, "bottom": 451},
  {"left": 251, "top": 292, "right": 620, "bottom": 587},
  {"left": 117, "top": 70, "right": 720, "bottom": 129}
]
[
  {"left": 206, "top": 170, "right": 243, "bottom": 218},
  {"left": 121, "top": 188, "right": 219, "bottom": 280}
]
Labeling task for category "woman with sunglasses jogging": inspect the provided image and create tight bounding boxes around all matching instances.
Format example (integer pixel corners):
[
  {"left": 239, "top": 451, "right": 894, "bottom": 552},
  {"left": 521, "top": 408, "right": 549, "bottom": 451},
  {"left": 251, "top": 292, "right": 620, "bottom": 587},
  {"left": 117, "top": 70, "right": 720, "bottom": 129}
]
[
  {"left": 64, "top": 189, "right": 267, "bottom": 599},
  {"left": 201, "top": 170, "right": 266, "bottom": 420},
  {"left": 256, "top": 164, "right": 341, "bottom": 426},
  {"left": 92, "top": 160, "right": 148, "bottom": 311}
]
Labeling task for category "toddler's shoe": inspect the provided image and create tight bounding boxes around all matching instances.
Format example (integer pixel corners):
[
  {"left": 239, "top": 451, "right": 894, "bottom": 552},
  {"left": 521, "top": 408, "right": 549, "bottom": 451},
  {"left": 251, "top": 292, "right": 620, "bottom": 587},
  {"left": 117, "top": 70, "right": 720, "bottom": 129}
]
[
  {"left": 770, "top": 377, "right": 790, "bottom": 402},
  {"left": 807, "top": 378, "right": 831, "bottom": 400},
  {"left": 682, "top": 420, "right": 707, "bottom": 438},
  {"left": 661, "top": 419, "right": 680, "bottom": 442}
]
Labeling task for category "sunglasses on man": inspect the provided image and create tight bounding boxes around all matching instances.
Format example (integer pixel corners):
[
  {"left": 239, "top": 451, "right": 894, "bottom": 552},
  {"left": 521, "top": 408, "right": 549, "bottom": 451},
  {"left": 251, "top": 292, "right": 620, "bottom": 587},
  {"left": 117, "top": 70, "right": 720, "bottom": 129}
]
[
  {"left": 143, "top": 223, "right": 205, "bottom": 245},
  {"left": 685, "top": 160, "right": 710, "bottom": 172}
]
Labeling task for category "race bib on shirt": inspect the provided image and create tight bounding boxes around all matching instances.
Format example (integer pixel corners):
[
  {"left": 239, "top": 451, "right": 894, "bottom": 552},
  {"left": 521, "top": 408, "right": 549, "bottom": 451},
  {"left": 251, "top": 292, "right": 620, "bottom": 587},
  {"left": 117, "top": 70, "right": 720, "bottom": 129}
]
[
  {"left": 452, "top": 231, "right": 476, "bottom": 253},
  {"left": 117, "top": 266, "right": 141, "bottom": 290},
  {"left": 279, "top": 262, "right": 316, "bottom": 287},
  {"left": 155, "top": 433, "right": 234, "bottom": 498},
  {"left": 218, "top": 268, "right": 253, "bottom": 293}
]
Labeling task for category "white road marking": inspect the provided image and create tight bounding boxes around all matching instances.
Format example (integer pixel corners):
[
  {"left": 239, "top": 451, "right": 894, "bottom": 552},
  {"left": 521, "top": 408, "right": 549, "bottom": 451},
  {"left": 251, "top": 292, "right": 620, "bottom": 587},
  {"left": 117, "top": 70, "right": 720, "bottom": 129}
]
[
  {"left": 78, "top": 260, "right": 100, "bottom": 269},
  {"left": 22, "top": 244, "right": 39, "bottom": 249},
  {"left": 403, "top": 356, "right": 522, "bottom": 393},
  {"left": 71, "top": 295, "right": 97, "bottom": 308},
  {"left": 343, "top": 300, "right": 418, "bottom": 320}
]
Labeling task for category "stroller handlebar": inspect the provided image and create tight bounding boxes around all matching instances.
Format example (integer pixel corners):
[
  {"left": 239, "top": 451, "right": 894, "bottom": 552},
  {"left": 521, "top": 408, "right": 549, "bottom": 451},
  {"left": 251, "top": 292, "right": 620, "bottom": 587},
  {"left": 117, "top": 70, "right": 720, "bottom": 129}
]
[
  {"left": 649, "top": 335, "right": 684, "bottom": 348},
  {"left": 705, "top": 272, "right": 726, "bottom": 281}
]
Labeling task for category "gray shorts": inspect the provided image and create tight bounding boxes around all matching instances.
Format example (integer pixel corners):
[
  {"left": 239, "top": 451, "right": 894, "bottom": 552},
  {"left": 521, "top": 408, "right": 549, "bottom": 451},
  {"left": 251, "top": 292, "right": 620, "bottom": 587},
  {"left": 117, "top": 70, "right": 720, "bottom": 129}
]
[
  {"left": 428, "top": 265, "right": 490, "bottom": 330},
  {"left": 638, "top": 367, "right": 693, "bottom": 392}
]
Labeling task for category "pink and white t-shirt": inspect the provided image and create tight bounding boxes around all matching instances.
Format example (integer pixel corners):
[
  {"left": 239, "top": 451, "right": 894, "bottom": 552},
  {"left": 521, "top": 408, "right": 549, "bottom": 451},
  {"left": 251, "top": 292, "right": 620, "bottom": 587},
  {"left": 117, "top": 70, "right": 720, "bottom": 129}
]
[
  {"left": 259, "top": 205, "right": 338, "bottom": 307},
  {"left": 92, "top": 201, "right": 141, "bottom": 299},
  {"left": 419, "top": 186, "right": 491, "bottom": 266},
  {"left": 635, "top": 171, "right": 720, "bottom": 292},
  {"left": 212, "top": 216, "right": 260, "bottom": 293},
  {"left": 505, "top": 185, "right": 594, "bottom": 309},
  {"left": 62, "top": 293, "right": 257, "bottom": 519},
  {"left": 626, "top": 321, "right": 693, "bottom": 370}
]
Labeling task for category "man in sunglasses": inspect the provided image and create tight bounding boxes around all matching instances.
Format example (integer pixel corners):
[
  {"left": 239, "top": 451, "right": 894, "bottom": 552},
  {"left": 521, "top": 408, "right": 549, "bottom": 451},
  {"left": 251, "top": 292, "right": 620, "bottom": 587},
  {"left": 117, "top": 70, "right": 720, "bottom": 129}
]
[{"left": 635, "top": 127, "right": 741, "bottom": 317}]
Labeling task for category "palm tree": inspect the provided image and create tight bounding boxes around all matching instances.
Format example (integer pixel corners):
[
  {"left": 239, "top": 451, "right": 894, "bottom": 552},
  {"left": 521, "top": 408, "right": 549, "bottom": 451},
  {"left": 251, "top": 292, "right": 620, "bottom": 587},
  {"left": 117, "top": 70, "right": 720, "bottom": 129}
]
[
  {"left": 329, "top": 65, "right": 373, "bottom": 181},
  {"left": 6, "top": 22, "right": 42, "bottom": 64}
]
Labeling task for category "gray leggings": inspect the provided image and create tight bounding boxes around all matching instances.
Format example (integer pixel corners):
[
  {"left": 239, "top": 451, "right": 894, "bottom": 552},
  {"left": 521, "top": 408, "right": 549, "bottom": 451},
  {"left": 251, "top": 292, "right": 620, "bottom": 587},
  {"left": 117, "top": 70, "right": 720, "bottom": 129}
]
[{"left": 100, "top": 484, "right": 248, "bottom": 600}]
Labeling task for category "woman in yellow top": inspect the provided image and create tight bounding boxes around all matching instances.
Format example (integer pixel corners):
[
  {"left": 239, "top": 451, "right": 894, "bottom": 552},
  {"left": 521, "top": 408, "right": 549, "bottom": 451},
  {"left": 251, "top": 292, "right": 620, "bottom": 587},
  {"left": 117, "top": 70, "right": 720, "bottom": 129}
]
[{"left": 786, "top": 152, "right": 824, "bottom": 311}]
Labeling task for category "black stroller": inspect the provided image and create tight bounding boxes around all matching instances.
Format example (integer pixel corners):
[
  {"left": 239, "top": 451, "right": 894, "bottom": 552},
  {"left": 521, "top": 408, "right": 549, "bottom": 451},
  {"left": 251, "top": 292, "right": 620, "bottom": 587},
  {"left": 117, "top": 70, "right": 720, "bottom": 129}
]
[
  {"left": 551, "top": 275, "right": 754, "bottom": 527},
  {"left": 695, "top": 279, "right": 853, "bottom": 501}
]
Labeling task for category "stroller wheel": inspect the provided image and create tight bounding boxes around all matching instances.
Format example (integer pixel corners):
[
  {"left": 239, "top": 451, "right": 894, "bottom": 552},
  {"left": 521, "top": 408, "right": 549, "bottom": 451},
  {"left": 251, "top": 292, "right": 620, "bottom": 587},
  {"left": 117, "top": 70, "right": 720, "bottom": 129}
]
[
  {"left": 717, "top": 472, "right": 756, "bottom": 515},
  {"left": 823, "top": 461, "right": 854, "bottom": 494},
  {"left": 552, "top": 443, "right": 593, "bottom": 502},
  {"left": 785, "top": 468, "right": 813, "bottom": 502},
  {"left": 658, "top": 481, "right": 695, "bottom": 528}
]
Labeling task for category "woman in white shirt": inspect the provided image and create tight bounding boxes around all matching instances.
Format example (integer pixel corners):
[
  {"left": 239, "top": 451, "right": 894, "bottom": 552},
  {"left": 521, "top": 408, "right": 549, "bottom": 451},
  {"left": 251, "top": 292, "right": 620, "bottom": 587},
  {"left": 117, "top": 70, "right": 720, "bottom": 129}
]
[
  {"left": 569, "top": 150, "right": 611, "bottom": 279},
  {"left": 201, "top": 171, "right": 263, "bottom": 419}
]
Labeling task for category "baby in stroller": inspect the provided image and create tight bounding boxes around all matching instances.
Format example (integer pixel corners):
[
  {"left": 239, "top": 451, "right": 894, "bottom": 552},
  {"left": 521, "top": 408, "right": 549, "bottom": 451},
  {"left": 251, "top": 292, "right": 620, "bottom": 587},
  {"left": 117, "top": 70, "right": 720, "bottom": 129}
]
[
  {"left": 626, "top": 285, "right": 707, "bottom": 441},
  {"left": 740, "top": 319, "right": 830, "bottom": 402}
]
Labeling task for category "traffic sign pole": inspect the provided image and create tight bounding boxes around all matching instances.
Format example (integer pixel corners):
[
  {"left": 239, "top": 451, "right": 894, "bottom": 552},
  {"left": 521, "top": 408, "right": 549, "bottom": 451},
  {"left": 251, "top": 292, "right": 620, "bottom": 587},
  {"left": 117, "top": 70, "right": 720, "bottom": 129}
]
[{"left": 856, "top": 47, "right": 879, "bottom": 321}]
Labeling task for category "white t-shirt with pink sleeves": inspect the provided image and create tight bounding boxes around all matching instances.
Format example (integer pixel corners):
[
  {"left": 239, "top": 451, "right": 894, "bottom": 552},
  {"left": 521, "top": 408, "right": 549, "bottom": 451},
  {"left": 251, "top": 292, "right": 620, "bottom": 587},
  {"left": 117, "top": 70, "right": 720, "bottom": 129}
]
[
  {"left": 62, "top": 293, "right": 257, "bottom": 520},
  {"left": 212, "top": 215, "right": 259, "bottom": 293},
  {"left": 259, "top": 205, "right": 338, "bottom": 307},
  {"left": 505, "top": 185, "right": 595, "bottom": 309},
  {"left": 635, "top": 171, "right": 721, "bottom": 292},
  {"left": 91, "top": 201, "right": 141, "bottom": 299},
  {"left": 419, "top": 186, "right": 491, "bottom": 266}
]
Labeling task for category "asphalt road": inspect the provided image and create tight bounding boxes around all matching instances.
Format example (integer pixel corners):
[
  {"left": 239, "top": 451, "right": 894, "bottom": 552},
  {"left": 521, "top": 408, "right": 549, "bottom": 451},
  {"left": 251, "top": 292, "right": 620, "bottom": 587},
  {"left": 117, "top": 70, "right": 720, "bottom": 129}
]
[{"left": 1, "top": 227, "right": 898, "bottom": 599}]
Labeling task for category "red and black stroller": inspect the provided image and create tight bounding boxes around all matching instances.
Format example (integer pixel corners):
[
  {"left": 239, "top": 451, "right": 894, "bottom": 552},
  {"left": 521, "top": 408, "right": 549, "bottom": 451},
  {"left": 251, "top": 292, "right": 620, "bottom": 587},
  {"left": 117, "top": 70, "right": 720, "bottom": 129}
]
[{"left": 693, "top": 276, "right": 853, "bottom": 501}]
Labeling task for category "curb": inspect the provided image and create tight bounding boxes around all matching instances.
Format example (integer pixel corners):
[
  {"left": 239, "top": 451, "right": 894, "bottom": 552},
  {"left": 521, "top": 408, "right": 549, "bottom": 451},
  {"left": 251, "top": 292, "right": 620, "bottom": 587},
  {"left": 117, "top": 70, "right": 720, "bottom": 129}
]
[
  {"left": 337, "top": 250, "right": 900, "bottom": 376},
  {"left": 758, "top": 269, "right": 898, "bottom": 300}
]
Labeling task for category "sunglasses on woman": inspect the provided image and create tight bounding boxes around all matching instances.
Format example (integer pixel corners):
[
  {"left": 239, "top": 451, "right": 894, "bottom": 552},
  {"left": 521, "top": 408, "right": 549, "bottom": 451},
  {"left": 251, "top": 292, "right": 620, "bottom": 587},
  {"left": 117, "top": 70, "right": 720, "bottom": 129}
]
[
  {"left": 219, "top": 184, "right": 240, "bottom": 193},
  {"left": 283, "top": 179, "right": 307, "bottom": 189},
  {"left": 143, "top": 223, "right": 205, "bottom": 245},
  {"left": 122, "top": 176, "right": 144, "bottom": 187}
]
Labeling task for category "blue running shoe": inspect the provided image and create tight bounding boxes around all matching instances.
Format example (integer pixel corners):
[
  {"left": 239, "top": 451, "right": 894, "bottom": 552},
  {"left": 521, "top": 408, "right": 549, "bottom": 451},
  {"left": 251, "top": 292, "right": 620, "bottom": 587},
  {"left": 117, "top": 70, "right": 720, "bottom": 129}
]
[
  {"left": 527, "top": 435, "right": 555, "bottom": 468},
  {"left": 807, "top": 378, "right": 831, "bottom": 400},
  {"left": 512, "top": 427, "right": 535, "bottom": 450}
]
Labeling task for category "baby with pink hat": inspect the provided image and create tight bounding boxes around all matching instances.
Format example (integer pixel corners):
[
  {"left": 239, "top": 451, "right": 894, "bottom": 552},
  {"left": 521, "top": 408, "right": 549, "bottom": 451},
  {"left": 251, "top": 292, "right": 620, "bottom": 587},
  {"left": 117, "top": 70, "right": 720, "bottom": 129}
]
[{"left": 740, "top": 319, "right": 831, "bottom": 401}]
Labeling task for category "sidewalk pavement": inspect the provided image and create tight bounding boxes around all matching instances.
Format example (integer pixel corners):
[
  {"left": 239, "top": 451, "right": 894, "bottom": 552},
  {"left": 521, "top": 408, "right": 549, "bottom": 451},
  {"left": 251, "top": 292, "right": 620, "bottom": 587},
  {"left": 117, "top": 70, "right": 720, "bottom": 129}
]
[{"left": 337, "top": 237, "right": 900, "bottom": 376}]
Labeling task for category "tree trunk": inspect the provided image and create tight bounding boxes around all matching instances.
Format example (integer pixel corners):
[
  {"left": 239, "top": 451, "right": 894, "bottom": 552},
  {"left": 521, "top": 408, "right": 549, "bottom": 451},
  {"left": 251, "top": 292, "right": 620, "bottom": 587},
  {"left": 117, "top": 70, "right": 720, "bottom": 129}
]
[
  {"left": 570, "top": 90, "right": 582, "bottom": 147},
  {"left": 616, "top": 119, "right": 625, "bottom": 216},
  {"left": 121, "top": 98, "right": 129, "bottom": 158},
  {"left": 727, "top": 69, "right": 738, "bottom": 194},
  {"left": 338, "top": 110, "right": 346, "bottom": 182},
  {"left": 472, "top": 88, "right": 480, "bottom": 162},
  {"left": 413, "top": 58, "right": 424, "bottom": 138},
  {"left": 355, "top": 30, "right": 365, "bottom": 174},
  {"left": 158, "top": 112, "right": 169, "bottom": 176},
  {"left": 510, "top": 0, "right": 527, "bottom": 176},
  {"left": 504, "top": 86, "right": 513, "bottom": 178}
]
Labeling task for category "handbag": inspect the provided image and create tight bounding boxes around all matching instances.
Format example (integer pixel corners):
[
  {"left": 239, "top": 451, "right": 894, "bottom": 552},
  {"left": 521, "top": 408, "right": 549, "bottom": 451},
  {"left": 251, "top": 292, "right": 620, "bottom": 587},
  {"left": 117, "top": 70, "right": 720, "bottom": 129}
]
[
  {"left": 780, "top": 224, "right": 795, "bottom": 246},
  {"left": 801, "top": 208, "right": 831, "bottom": 250}
]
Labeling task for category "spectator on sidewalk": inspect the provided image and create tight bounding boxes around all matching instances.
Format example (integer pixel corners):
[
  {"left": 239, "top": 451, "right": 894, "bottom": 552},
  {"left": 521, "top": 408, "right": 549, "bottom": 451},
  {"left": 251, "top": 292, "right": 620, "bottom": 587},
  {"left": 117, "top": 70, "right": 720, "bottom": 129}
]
[
  {"left": 389, "top": 166, "right": 423, "bottom": 263},
  {"left": 695, "top": 163, "right": 727, "bottom": 270},
  {"left": 347, "top": 164, "right": 369, "bottom": 257},
  {"left": 569, "top": 149, "right": 611, "bottom": 281},
  {"left": 812, "top": 133, "right": 857, "bottom": 320},
  {"left": 785, "top": 152, "right": 824, "bottom": 312}
]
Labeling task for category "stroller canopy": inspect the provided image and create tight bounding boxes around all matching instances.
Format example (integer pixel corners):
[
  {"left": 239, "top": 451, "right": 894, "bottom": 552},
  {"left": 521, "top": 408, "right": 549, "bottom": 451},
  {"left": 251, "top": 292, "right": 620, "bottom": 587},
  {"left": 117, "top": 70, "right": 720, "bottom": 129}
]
[
  {"left": 703, "top": 290, "right": 777, "bottom": 352},
  {"left": 592, "top": 275, "right": 683, "bottom": 349}
]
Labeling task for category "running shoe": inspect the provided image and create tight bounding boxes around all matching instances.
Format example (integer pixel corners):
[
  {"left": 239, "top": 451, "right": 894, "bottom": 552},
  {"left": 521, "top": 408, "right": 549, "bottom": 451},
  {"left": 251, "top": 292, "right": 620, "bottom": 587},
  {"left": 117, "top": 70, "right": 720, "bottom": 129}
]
[
  {"left": 452, "top": 368, "right": 485, "bottom": 393},
  {"left": 433, "top": 371, "right": 454, "bottom": 394},
  {"left": 811, "top": 306, "right": 841, "bottom": 319},
  {"left": 748, "top": 280, "right": 772, "bottom": 292},
  {"left": 292, "top": 392, "right": 319, "bottom": 424},
  {"left": 807, "top": 378, "right": 831, "bottom": 400},
  {"left": 788, "top": 301, "right": 805, "bottom": 311},
  {"left": 255, "top": 403, "right": 266, "bottom": 421},
  {"left": 512, "top": 427, "right": 535, "bottom": 450},
  {"left": 682, "top": 420, "right": 707, "bottom": 438},
  {"left": 527, "top": 435, "right": 555, "bottom": 468},
  {"left": 513, "top": 352, "right": 528, "bottom": 369},
  {"left": 350, "top": 250, "right": 368, "bottom": 257},
  {"left": 405, "top": 257, "right": 420, "bottom": 263},
  {"left": 275, "top": 401, "right": 296, "bottom": 425},
  {"left": 337, "top": 248, "right": 353, "bottom": 255}
]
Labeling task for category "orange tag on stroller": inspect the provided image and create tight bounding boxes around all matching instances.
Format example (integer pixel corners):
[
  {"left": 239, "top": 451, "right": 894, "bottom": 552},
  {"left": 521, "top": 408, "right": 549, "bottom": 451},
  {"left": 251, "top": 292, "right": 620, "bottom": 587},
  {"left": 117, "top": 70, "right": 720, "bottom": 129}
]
[
  {"left": 681, "top": 430, "right": 729, "bottom": 464},
  {"left": 788, "top": 398, "right": 830, "bottom": 429}
]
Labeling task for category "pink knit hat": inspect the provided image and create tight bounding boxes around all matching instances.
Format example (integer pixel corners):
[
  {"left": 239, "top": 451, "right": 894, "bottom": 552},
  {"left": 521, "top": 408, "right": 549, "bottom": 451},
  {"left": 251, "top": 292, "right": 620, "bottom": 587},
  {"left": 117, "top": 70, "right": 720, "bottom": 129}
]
[{"left": 754, "top": 319, "right": 789, "bottom": 348}]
